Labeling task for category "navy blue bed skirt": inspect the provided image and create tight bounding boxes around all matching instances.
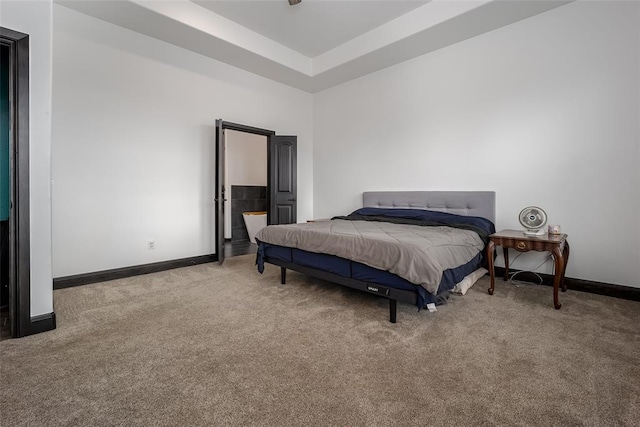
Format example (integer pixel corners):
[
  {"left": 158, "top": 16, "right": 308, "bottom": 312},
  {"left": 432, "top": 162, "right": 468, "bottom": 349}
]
[{"left": 257, "top": 243, "right": 483, "bottom": 308}]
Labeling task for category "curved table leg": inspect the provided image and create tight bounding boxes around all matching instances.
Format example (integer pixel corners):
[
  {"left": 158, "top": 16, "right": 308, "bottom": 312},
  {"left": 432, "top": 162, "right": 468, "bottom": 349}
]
[
  {"left": 487, "top": 241, "right": 496, "bottom": 295},
  {"left": 561, "top": 241, "right": 570, "bottom": 292},
  {"left": 552, "top": 247, "right": 565, "bottom": 309}
]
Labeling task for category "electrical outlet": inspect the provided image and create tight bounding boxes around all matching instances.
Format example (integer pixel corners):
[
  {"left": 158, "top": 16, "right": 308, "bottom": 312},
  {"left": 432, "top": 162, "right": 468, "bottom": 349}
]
[{"left": 148, "top": 240, "right": 155, "bottom": 250}]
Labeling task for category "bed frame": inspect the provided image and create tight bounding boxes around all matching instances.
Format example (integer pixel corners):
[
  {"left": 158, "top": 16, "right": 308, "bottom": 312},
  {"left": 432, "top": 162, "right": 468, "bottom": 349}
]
[{"left": 265, "top": 191, "right": 496, "bottom": 323}]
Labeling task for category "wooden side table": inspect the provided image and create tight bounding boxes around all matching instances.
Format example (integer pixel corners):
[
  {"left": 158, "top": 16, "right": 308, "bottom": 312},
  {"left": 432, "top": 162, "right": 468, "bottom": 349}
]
[{"left": 487, "top": 229, "right": 570, "bottom": 309}]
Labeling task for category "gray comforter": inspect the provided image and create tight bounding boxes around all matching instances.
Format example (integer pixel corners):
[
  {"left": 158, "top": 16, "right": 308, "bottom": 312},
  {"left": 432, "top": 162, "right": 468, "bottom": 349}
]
[{"left": 255, "top": 220, "right": 484, "bottom": 294}]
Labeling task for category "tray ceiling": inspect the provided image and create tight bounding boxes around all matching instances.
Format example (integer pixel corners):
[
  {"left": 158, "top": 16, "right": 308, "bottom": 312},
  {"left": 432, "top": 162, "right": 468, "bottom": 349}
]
[{"left": 56, "top": 0, "right": 573, "bottom": 93}]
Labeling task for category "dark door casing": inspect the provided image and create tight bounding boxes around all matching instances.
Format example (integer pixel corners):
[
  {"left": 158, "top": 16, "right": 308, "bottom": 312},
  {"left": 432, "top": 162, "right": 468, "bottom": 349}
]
[
  {"left": 1, "top": 27, "right": 31, "bottom": 337},
  {"left": 215, "top": 120, "right": 226, "bottom": 265}
]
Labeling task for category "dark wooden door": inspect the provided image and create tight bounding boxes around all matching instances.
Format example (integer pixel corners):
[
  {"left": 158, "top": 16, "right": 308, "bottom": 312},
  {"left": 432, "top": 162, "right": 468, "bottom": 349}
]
[
  {"left": 215, "top": 120, "right": 226, "bottom": 264},
  {"left": 268, "top": 136, "right": 297, "bottom": 225}
]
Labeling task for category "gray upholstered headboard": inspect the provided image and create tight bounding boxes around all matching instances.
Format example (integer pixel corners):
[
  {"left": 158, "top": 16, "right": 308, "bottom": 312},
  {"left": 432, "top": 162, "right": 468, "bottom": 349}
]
[{"left": 363, "top": 191, "right": 496, "bottom": 223}]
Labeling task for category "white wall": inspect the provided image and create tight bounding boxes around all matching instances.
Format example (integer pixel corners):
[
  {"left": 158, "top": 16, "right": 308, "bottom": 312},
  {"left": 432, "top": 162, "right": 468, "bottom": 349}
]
[
  {"left": 314, "top": 1, "right": 640, "bottom": 287},
  {"left": 0, "top": 0, "right": 54, "bottom": 317},
  {"left": 224, "top": 130, "right": 267, "bottom": 238},
  {"left": 227, "top": 130, "right": 268, "bottom": 187},
  {"left": 52, "top": 5, "right": 313, "bottom": 277}
]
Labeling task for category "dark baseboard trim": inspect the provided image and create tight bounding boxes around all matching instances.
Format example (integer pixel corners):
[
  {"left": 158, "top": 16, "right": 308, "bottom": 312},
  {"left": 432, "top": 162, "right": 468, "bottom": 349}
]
[
  {"left": 494, "top": 267, "right": 640, "bottom": 302},
  {"left": 29, "top": 312, "right": 56, "bottom": 336},
  {"left": 53, "top": 254, "right": 218, "bottom": 290}
]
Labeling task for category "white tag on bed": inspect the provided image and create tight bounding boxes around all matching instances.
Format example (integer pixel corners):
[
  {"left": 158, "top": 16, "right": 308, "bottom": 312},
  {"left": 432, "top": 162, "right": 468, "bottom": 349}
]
[{"left": 426, "top": 303, "right": 437, "bottom": 313}]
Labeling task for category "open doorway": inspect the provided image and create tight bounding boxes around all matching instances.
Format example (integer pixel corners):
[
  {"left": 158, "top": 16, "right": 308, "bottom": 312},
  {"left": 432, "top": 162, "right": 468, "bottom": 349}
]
[
  {"left": 1, "top": 41, "right": 9, "bottom": 339},
  {"left": 224, "top": 130, "right": 268, "bottom": 258},
  {"left": 1, "top": 27, "right": 31, "bottom": 339},
  {"left": 215, "top": 120, "right": 297, "bottom": 265}
]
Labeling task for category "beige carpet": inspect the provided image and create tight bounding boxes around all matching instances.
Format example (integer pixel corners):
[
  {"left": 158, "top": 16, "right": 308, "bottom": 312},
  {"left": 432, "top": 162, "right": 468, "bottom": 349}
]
[{"left": 1, "top": 254, "right": 639, "bottom": 426}]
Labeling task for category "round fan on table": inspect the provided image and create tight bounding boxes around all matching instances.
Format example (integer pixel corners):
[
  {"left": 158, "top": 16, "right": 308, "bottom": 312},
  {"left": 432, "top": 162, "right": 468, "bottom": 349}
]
[{"left": 519, "top": 206, "right": 547, "bottom": 236}]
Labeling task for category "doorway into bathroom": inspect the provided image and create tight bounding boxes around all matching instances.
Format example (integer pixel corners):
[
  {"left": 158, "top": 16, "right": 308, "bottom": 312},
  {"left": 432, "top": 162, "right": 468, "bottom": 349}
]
[
  {"left": 224, "top": 130, "right": 267, "bottom": 258},
  {"left": 215, "top": 120, "right": 297, "bottom": 264}
]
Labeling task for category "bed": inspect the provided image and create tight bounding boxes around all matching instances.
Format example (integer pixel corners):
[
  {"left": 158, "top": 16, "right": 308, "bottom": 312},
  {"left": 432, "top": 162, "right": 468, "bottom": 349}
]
[{"left": 255, "top": 191, "right": 496, "bottom": 323}]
